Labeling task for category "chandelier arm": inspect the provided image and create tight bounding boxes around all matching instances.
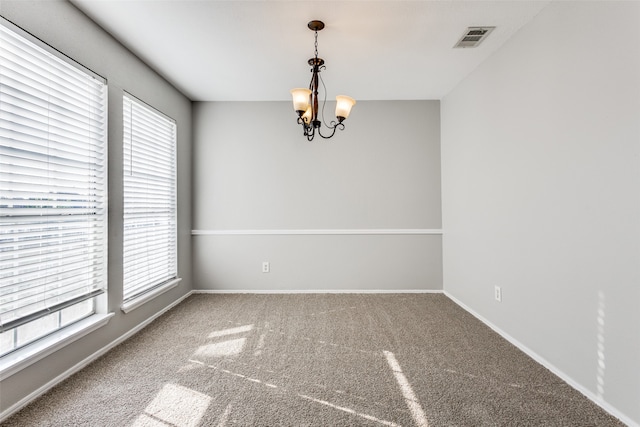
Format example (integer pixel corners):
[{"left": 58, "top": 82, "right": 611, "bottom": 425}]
[
  {"left": 316, "top": 121, "right": 345, "bottom": 139},
  {"left": 297, "top": 116, "right": 310, "bottom": 131},
  {"left": 318, "top": 68, "right": 329, "bottom": 130},
  {"left": 306, "top": 125, "right": 315, "bottom": 141},
  {"left": 297, "top": 116, "right": 314, "bottom": 139}
]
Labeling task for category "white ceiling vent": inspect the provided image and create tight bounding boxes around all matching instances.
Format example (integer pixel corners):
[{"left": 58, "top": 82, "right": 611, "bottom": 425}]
[{"left": 454, "top": 27, "right": 495, "bottom": 48}]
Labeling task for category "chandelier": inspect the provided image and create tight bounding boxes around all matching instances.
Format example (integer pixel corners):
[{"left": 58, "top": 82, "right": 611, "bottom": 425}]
[{"left": 290, "top": 20, "right": 356, "bottom": 141}]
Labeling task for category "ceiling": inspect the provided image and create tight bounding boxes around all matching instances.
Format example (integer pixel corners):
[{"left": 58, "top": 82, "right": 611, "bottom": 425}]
[{"left": 70, "top": 0, "right": 550, "bottom": 102}]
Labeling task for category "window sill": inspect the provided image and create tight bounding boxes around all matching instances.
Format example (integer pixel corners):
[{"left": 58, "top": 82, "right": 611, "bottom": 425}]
[
  {"left": 121, "top": 278, "right": 182, "bottom": 314},
  {"left": 0, "top": 312, "right": 114, "bottom": 380}
]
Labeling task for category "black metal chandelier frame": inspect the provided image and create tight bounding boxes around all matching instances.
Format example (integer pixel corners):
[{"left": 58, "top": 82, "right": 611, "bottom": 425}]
[{"left": 291, "top": 20, "right": 355, "bottom": 142}]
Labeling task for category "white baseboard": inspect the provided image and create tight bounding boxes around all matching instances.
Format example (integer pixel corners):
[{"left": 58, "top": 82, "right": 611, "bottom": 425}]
[
  {"left": 443, "top": 291, "right": 638, "bottom": 427},
  {"left": 192, "top": 289, "right": 444, "bottom": 294},
  {"left": 0, "top": 290, "right": 194, "bottom": 424}
]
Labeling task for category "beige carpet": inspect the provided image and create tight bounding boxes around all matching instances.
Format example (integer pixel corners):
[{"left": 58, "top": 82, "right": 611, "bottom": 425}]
[{"left": 2, "top": 294, "right": 625, "bottom": 426}]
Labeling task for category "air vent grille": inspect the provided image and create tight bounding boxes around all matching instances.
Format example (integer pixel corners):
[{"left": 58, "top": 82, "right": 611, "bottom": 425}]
[{"left": 454, "top": 27, "right": 495, "bottom": 48}]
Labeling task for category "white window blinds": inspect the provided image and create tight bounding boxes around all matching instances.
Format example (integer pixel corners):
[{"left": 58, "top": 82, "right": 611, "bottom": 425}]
[
  {"left": 0, "top": 19, "right": 107, "bottom": 332},
  {"left": 123, "top": 94, "right": 177, "bottom": 301}
]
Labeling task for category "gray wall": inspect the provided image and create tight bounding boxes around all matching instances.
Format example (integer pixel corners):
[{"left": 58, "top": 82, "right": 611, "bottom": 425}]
[
  {"left": 0, "top": 0, "right": 192, "bottom": 413},
  {"left": 193, "top": 100, "right": 442, "bottom": 291},
  {"left": 441, "top": 2, "right": 640, "bottom": 425}
]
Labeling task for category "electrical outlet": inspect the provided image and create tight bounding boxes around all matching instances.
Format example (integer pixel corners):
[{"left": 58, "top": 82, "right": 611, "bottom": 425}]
[
  {"left": 262, "top": 262, "right": 270, "bottom": 273},
  {"left": 494, "top": 285, "right": 502, "bottom": 302}
]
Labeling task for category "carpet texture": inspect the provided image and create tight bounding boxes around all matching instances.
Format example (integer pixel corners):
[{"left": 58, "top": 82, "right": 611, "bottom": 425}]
[{"left": 2, "top": 294, "right": 625, "bottom": 426}]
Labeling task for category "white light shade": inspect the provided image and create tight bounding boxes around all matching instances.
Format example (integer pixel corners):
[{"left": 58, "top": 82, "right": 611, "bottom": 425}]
[
  {"left": 290, "top": 88, "right": 311, "bottom": 112},
  {"left": 335, "top": 95, "right": 356, "bottom": 119},
  {"left": 302, "top": 105, "right": 312, "bottom": 124}
]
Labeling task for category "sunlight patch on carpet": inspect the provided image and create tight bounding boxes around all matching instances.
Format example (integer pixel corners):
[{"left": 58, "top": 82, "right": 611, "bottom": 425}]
[
  {"left": 208, "top": 324, "right": 254, "bottom": 339},
  {"left": 215, "top": 403, "right": 232, "bottom": 427},
  {"left": 131, "top": 383, "right": 211, "bottom": 427},
  {"left": 187, "top": 359, "right": 401, "bottom": 426},
  {"left": 254, "top": 332, "right": 267, "bottom": 356},
  {"left": 194, "top": 337, "right": 246, "bottom": 358},
  {"left": 298, "top": 394, "right": 402, "bottom": 427},
  {"left": 384, "top": 350, "right": 430, "bottom": 427}
]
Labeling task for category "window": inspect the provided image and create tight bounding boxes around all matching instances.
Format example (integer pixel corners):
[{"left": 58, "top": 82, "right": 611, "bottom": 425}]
[
  {"left": 122, "top": 94, "right": 177, "bottom": 303},
  {"left": 0, "top": 18, "right": 107, "bottom": 356}
]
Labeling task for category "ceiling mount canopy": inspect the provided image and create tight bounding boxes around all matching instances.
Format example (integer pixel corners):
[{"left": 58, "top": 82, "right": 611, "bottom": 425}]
[
  {"left": 307, "top": 20, "right": 325, "bottom": 32},
  {"left": 290, "top": 20, "right": 355, "bottom": 142}
]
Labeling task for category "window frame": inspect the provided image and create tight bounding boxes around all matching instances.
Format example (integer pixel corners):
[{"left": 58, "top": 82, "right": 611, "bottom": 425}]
[
  {"left": 0, "top": 16, "right": 111, "bottom": 377},
  {"left": 121, "top": 92, "right": 179, "bottom": 311}
]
